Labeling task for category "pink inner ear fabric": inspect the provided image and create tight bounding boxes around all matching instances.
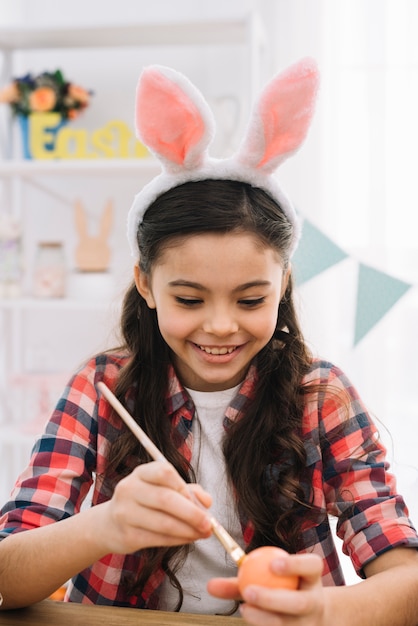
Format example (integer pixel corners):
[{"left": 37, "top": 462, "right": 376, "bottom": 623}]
[
  {"left": 137, "top": 70, "right": 205, "bottom": 165},
  {"left": 257, "top": 66, "right": 318, "bottom": 168}
]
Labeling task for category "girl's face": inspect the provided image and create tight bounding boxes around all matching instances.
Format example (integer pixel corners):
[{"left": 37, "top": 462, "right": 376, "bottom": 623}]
[{"left": 135, "top": 232, "right": 289, "bottom": 392}]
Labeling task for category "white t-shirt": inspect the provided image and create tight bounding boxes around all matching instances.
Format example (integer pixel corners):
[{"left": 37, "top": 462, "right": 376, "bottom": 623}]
[{"left": 158, "top": 385, "right": 245, "bottom": 615}]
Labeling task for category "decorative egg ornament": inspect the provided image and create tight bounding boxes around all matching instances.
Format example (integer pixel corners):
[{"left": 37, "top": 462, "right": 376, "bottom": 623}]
[{"left": 238, "top": 546, "right": 299, "bottom": 594}]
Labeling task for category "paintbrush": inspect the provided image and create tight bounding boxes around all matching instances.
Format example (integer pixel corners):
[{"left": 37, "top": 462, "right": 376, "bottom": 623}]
[{"left": 97, "top": 381, "right": 246, "bottom": 567}]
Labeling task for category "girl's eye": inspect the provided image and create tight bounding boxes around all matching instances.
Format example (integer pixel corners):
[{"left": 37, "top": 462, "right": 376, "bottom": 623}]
[
  {"left": 175, "top": 297, "right": 202, "bottom": 306},
  {"left": 239, "top": 297, "right": 265, "bottom": 307}
]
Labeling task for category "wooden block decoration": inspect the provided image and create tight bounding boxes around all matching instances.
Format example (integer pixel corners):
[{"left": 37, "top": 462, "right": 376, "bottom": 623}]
[{"left": 74, "top": 199, "right": 113, "bottom": 272}]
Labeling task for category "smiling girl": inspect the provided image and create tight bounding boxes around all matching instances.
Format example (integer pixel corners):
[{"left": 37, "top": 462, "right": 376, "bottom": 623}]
[
  {"left": 135, "top": 227, "right": 288, "bottom": 392},
  {"left": 1, "top": 62, "right": 418, "bottom": 625}
]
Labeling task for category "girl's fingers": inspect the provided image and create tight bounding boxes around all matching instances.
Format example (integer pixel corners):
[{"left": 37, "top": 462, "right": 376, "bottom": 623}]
[
  {"left": 208, "top": 554, "right": 324, "bottom": 623},
  {"left": 239, "top": 554, "right": 324, "bottom": 619},
  {"left": 240, "top": 587, "right": 325, "bottom": 623},
  {"left": 103, "top": 461, "right": 214, "bottom": 554},
  {"left": 130, "top": 462, "right": 211, "bottom": 510},
  {"left": 126, "top": 464, "right": 212, "bottom": 530},
  {"left": 239, "top": 603, "right": 284, "bottom": 626},
  {"left": 130, "top": 461, "right": 188, "bottom": 492},
  {"left": 126, "top": 500, "right": 211, "bottom": 536},
  {"left": 207, "top": 577, "right": 241, "bottom": 600},
  {"left": 269, "top": 552, "right": 323, "bottom": 588},
  {"left": 188, "top": 483, "right": 213, "bottom": 509}
]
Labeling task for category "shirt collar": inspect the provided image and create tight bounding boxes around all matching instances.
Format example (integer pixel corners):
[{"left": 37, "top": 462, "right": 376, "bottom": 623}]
[{"left": 165, "top": 362, "right": 258, "bottom": 420}]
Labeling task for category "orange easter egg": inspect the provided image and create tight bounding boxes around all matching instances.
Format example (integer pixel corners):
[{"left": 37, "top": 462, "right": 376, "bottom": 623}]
[{"left": 238, "top": 546, "right": 299, "bottom": 594}]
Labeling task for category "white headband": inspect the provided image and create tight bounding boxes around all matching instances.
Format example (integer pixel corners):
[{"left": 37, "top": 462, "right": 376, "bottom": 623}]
[{"left": 127, "top": 59, "right": 319, "bottom": 260}]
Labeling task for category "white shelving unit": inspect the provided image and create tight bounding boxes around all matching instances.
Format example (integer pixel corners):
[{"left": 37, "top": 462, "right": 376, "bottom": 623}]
[
  {"left": 0, "top": 20, "right": 261, "bottom": 49},
  {"left": 0, "top": 14, "right": 268, "bottom": 504},
  {"left": 0, "top": 158, "right": 160, "bottom": 176},
  {"left": 0, "top": 17, "right": 267, "bottom": 152}
]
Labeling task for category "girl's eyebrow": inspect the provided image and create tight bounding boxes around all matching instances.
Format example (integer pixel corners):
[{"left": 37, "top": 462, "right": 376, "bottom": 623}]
[
  {"left": 168, "top": 280, "right": 207, "bottom": 290},
  {"left": 168, "top": 279, "right": 272, "bottom": 292},
  {"left": 234, "top": 280, "right": 272, "bottom": 292}
]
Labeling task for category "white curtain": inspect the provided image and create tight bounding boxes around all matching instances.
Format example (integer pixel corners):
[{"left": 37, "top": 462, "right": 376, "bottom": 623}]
[{"left": 268, "top": 0, "right": 418, "bottom": 581}]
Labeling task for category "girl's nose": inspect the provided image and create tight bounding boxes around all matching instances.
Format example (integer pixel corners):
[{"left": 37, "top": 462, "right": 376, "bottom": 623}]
[{"left": 202, "top": 307, "right": 239, "bottom": 336}]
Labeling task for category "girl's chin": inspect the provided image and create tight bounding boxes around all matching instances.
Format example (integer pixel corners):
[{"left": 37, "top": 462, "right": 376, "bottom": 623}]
[
  {"left": 182, "top": 365, "right": 249, "bottom": 392},
  {"left": 171, "top": 343, "right": 252, "bottom": 390}
]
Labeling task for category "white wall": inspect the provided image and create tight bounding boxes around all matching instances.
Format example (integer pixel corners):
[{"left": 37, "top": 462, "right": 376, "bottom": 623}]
[{"left": 267, "top": 1, "right": 418, "bottom": 581}]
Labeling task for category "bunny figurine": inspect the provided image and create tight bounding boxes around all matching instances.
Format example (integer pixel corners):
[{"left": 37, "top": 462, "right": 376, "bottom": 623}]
[{"left": 74, "top": 199, "right": 113, "bottom": 272}]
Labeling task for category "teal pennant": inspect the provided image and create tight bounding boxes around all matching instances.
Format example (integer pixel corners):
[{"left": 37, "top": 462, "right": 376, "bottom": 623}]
[
  {"left": 292, "top": 219, "right": 348, "bottom": 285},
  {"left": 354, "top": 263, "right": 412, "bottom": 346}
]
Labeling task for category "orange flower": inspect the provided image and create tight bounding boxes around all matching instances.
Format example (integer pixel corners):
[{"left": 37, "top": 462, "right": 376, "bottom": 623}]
[
  {"left": 29, "top": 86, "right": 57, "bottom": 112},
  {"left": 67, "top": 109, "right": 79, "bottom": 120},
  {"left": 67, "top": 84, "right": 90, "bottom": 106},
  {"left": 0, "top": 82, "right": 19, "bottom": 104},
  {"left": 0, "top": 70, "right": 92, "bottom": 118}
]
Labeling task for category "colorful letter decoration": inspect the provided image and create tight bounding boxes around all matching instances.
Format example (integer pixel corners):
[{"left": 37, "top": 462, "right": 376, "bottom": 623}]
[{"left": 26, "top": 113, "right": 148, "bottom": 159}]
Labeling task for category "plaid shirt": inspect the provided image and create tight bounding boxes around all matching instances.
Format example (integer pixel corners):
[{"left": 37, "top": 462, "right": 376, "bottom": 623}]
[{"left": 1, "top": 353, "right": 417, "bottom": 608}]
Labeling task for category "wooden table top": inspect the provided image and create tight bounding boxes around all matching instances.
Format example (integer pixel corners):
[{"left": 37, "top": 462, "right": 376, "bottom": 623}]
[{"left": 0, "top": 600, "right": 245, "bottom": 625}]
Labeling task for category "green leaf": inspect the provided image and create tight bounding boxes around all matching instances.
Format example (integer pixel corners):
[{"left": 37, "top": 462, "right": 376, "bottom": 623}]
[{"left": 54, "top": 69, "right": 65, "bottom": 86}]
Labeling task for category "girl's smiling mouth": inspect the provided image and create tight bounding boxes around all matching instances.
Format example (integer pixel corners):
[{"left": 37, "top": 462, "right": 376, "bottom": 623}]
[{"left": 197, "top": 344, "right": 238, "bottom": 355}]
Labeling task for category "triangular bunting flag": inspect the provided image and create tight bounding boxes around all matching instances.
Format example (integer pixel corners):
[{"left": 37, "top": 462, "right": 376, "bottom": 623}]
[
  {"left": 354, "top": 263, "right": 412, "bottom": 346},
  {"left": 292, "top": 219, "right": 348, "bottom": 284}
]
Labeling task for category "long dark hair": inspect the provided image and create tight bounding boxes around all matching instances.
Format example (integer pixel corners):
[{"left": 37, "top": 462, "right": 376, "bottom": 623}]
[{"left": 105, "top": 179, "right": 314, "bottom": 606}]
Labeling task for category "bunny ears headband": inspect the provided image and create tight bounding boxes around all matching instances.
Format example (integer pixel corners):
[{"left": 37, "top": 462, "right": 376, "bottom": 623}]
[{"left": 127, "top": 58, "right": 319, "bottom": 259}]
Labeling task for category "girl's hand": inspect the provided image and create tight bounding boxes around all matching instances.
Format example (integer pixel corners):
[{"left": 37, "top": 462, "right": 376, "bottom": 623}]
[
  {"left": 97, "top": 461, "right": 212, "bottom": 555},
  {"left": 208, "top": 552, "right": 325, "bottom": 626}
]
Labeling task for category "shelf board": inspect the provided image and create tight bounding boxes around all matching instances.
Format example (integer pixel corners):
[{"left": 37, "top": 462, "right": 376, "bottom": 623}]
[
  {"left": 0, "top": 157, "right": 160, "bottom": 177},
  {"left": 0, "top": 296, "right": 119, "bottom": 311},
  {"left": 0, "top": 20, "right": 252, "bottom": 51}
]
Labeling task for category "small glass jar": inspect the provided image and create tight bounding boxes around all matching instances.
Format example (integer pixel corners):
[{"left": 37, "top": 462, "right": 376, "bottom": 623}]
[
  {"left": 33, "top": 242, "right": 66, "bottom": 298},
  {"left": 0, "top": 235, "right": 22, "bottom": 298}
]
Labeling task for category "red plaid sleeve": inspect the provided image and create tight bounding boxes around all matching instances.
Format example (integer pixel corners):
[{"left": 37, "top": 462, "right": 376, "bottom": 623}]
[
  {"left": 304, "top": 360, "right": 418, "bottom": 577},
  {"left": 0, "top": 353, "right": 128, "bottom": 537}
]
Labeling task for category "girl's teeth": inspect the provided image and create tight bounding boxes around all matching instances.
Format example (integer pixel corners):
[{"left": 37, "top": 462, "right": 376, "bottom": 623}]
[{"left": 199, "top": 346, "right": 235, "bottom": 355}]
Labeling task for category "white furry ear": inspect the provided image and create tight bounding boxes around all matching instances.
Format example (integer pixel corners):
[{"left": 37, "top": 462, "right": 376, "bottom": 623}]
[
  {"left": 235, "top": 58, "right": 319, "bottom": 173},
  {"left": 135, "top": 65, "right": 216, "bottom": 173}
]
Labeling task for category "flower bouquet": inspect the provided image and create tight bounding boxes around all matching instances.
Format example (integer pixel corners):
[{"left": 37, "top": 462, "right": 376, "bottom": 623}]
[
  {"left": 0, "top": 69, "right": 93, "bottom": 158},
  {"left": 0, "top": 69, "right": 92, "bottom": 120}
]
